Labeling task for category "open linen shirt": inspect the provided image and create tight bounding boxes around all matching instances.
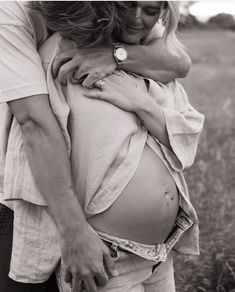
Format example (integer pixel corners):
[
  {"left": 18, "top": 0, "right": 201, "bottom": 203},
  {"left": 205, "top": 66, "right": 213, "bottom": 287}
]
[{"left": 2, "top": 33, "right": 204, "bottom": 283}]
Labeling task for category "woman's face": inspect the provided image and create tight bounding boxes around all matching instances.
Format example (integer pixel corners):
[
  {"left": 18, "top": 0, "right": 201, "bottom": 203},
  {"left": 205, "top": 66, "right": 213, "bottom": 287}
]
[{"left": 120, "top": 1, "right": 164, "bottom": 44}]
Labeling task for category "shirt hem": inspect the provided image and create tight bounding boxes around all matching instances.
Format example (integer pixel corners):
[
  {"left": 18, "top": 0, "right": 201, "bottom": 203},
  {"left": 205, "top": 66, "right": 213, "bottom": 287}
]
[{"left": 8, "top": 271, "right": 49, "bottom": 284}]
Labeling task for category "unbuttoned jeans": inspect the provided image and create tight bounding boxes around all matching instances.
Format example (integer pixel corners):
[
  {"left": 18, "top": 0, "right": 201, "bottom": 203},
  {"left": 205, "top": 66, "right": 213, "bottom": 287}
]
[
  {"left": 0, "top": 203, "right": 59, "bottom": 292},
  {"left": 57, "top": 247, "right": 175, "bottom": 292},
  {"left": 57, "top": 209, "right": 193, "bottom": 292},
  {"left": 97, "top": 251, "right": 175, "bottom": 292},
  {"left": 99, "top": 249, "right": 175, "bottom": 292}
]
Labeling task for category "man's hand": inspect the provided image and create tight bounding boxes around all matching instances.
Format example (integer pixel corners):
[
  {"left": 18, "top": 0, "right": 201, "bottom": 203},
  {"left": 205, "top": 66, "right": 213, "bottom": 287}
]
[
  {"left": 62, "top": 224, "right": 118, "bottom": 292},
  {"left": 52, "top": 39, "right": 116, "bottom": 88}
]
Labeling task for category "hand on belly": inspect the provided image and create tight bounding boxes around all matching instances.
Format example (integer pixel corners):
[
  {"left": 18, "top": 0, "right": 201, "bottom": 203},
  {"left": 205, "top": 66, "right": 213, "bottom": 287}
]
[{"left": 88, "top": 145, "right": 179, "bottom": 245}]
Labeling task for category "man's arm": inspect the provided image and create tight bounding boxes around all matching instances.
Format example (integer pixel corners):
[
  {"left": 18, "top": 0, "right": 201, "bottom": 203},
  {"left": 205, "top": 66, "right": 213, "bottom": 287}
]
[
  {"left": 119, "top": 38, "right": 192, "bottom": 82},
  {"left": 8, "top": 94, "right": 116, "bottom": 292},
  {"left": 52, "top": 37, "right": 191, "bottom": 88}
]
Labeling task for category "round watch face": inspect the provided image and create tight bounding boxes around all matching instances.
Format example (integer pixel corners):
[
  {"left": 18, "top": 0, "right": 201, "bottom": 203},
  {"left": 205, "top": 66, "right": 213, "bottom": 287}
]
[{"left": 115, "top": 47, "right": 127, "bottom": 62}]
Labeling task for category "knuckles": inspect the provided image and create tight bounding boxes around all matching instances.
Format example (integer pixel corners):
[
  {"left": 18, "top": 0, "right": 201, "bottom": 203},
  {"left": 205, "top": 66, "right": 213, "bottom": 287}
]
[
  {"left": 59, "top": 68, "right": 67, "bottom": 77},
  {"left": 74, "top": 266, "right": 103, "bottom": 279},
  {"left": 54, "top": 53, "right": 69, "bottom": 63},
  {"left": 78, "top": 269, "right": 90, "bottom": 278}
]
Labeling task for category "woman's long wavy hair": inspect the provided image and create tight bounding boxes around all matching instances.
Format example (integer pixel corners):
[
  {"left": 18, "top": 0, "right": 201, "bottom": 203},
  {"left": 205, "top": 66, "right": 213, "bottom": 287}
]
[
  {"left": 29, "top": 1, "right": 133, "bottom": 47},
  {"left": 29, "top": 1, "right": 183, "bottom": 52},
  {"left": 161, "top": 1, "right": 185, "bottom": 54}
]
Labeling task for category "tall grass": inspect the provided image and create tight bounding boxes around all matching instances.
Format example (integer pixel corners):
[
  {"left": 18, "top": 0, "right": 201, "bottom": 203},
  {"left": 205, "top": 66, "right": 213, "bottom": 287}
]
[{"left": 175, "top": 29, "right": 235, "bottom": 292}]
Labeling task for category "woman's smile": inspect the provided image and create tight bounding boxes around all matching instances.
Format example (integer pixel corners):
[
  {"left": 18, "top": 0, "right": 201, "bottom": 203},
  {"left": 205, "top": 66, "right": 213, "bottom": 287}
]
[{"left": 120, "top": 1, "right": 164, "bottom": 44}]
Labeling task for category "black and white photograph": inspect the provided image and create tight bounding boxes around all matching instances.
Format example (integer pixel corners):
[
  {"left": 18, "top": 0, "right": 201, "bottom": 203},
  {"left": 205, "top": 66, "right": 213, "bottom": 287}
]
[{"left": 0, "top": 1, "right": 234, "bottom": 292}]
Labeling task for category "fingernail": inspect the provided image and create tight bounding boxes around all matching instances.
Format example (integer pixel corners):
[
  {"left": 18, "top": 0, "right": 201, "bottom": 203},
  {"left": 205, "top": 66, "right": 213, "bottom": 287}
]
[{"left": 112, "top": 269, "right": 119, "bottom": 277}]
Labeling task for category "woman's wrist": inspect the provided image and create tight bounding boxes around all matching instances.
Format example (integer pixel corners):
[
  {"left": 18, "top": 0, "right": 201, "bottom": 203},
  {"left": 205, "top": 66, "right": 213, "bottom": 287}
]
[
  {"left": 134, "top": 93, "right": 157, "bottom": 117},
  {"left": 135, "top": 96, "right": 169, "bottom": 146}
]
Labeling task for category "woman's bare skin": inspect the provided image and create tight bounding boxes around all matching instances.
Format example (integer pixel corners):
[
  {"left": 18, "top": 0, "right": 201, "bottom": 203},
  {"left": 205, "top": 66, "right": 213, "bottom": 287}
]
[{"left": 89, "top": 144, "right": 179, "bottom": 245}]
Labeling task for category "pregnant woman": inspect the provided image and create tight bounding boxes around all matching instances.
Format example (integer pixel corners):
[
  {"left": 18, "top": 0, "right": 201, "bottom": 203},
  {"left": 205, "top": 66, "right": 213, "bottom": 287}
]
[{"left": 38, "top": 1, "right": 204, "bottom": 291}]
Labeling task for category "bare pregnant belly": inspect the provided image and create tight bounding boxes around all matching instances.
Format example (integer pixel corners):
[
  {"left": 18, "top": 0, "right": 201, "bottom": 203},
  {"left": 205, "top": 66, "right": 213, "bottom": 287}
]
[{"left": 88, "top": 145, "right": 179, "bottom": 245}]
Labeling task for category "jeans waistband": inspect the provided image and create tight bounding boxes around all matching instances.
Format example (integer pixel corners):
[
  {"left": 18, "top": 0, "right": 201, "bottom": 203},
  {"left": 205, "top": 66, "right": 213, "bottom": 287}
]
[
  {"left": 98, "top": 231, "right": 167, "bottom": 262},
  {"left": 96, "top": 209, "right": 194, "bottom": 263}
]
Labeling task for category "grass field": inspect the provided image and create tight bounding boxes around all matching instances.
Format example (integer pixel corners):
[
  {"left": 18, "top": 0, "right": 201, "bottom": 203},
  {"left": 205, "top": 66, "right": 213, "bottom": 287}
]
[{"left": 174, "top": 29, "right": 235, "bottom": 292}]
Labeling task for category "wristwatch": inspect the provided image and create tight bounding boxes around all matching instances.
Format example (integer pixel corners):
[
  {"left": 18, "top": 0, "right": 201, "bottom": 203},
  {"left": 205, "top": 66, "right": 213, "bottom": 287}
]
[{"left": 113, "top": 44, "right": 128, "bottom": 66}]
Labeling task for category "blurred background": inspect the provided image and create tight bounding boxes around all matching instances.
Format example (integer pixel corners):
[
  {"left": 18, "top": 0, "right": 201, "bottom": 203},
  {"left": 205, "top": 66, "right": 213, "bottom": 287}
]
[{"left": 175, "top": 1, "right": 235, "bottom": 291}]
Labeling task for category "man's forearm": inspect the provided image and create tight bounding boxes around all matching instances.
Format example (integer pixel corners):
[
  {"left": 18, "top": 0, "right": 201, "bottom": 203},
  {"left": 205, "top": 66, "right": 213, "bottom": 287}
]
[
  {"left": 23, "top": 121, "right": 86, "bottom": 234},
  {"left": 52, "top": 35, "right": 191, "bottom": 88},
  {"left": 8, "top": 95, "right": 87, "bottom": 235},
  {"left": 119, "top": 38, "right": 191, "bottom": 83}
]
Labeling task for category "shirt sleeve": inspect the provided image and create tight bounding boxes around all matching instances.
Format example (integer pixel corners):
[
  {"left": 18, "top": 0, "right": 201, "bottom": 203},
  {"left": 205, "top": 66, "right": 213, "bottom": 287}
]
[
  {"left": 0, "top": 5, "right": 48, "bottom": 102},
  {"left": 150, "top": 80, "right": 205, "bottom": 171}
]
